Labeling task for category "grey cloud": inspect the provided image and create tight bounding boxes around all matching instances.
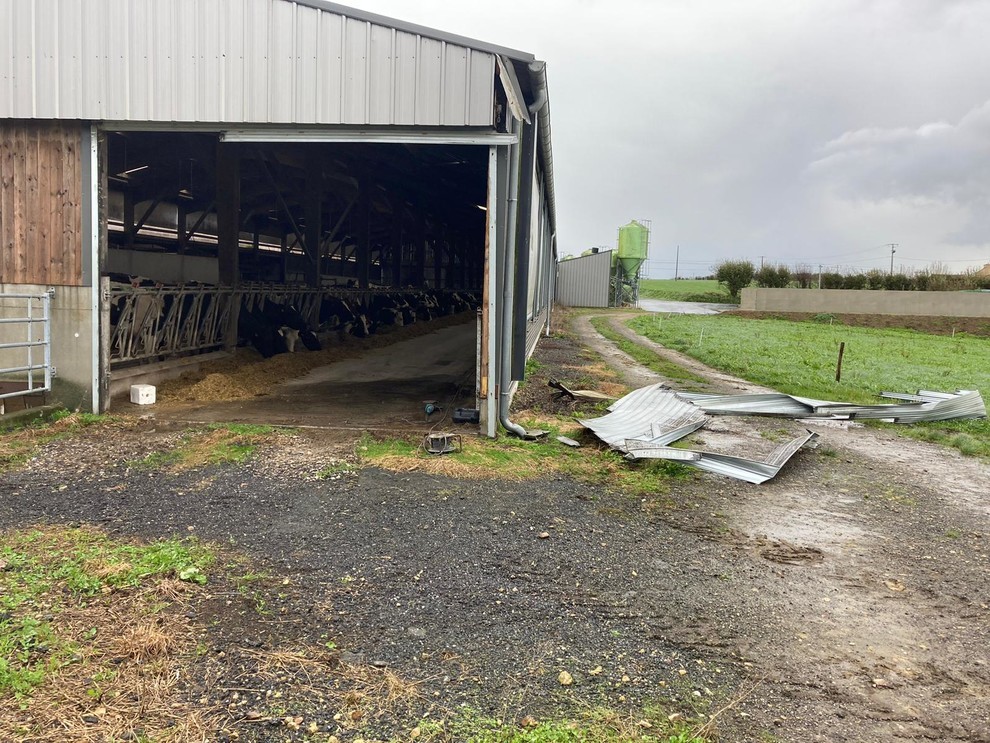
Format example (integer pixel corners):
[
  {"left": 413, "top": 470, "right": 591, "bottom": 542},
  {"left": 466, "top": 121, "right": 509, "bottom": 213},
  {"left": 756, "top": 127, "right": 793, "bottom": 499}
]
[
  {"left": 350, "top": 0, "right": 990, "bottom": 268},
  {"left": 808, "top": 101, "right": 990, "bottom": 209}
]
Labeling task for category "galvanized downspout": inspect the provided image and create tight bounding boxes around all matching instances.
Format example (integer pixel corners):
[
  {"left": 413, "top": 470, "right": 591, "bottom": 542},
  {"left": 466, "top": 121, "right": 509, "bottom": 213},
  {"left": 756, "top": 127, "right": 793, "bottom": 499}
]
[
  {"left": 498, "top": 120, "right": 527, "bottom": 438},
  {"left": 545, "top": 229, "right": 556, "bottom": 337},
  {"left": 510, "top": 109, "right": 538, "bottom": 381},
  {"left": 499, "top": 61, "right": 553, "bottom": 438}
]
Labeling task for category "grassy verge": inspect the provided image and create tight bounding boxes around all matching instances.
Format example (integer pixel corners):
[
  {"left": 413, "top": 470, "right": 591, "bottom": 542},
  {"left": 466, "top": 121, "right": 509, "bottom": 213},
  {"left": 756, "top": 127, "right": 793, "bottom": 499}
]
[
  {"left": 129, "top": 423, "right": 279, "bottom": 470},
  {"left": 358, "top": 429, "right": 690, "bottom": 496},
  {"left": 0, "top": 410, "right": 107, "bottom": 472},
  {"left": 0, "top": 526, "right": 215, "bottom": 740},
  {"left": 627, "top": 313, "right": 990, "bottom": 457},
  {"left": 638, "top": 279, "right": 735, "bottom": 305},
  {"left": 589, "top": 316, "right": 709, "bottom": 389},
  {"left": 416, "top": 705, "right": 706, "bottom": 742}
]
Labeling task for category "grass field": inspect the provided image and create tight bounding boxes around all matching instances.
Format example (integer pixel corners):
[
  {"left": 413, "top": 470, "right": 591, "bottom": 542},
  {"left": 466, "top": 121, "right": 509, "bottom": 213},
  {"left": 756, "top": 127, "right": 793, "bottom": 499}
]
[
  {"left": 638, "top": 279, "right": 735, "bottom": 304},
  {"left": 627, "top": 313, "right": 990, "bottom": 457}
]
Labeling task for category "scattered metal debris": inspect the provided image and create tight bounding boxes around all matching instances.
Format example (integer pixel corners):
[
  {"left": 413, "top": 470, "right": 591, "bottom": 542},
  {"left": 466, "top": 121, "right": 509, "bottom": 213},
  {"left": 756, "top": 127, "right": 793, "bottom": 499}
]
[
  {"left": 556, "top": 435, "right": 581, "bottom": 448},
  {"left": 678, "top": 389, "right": 986, "bottom": 423},
  {"left": 548, "top": 378, "right": 615, "bottom": 402},
  {"left": 578, "top": 383, "right": 707, "bottom": 449},
  {"left": 676, "top": 391, "right": 825, "bottom": 418},
  {"left": 577, "top": 382, "right": 981, "bottom": 485},
  {"left": 624, "top": 430, "right": 820, "bottom": 485}
]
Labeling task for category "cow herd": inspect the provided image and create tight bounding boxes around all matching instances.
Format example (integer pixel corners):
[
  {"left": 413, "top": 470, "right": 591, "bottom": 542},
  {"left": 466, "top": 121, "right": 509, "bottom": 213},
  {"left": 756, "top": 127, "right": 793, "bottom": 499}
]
[
  {"left": 108, "top": 275, "right": 480, "bottom": 362},
  {"left": 242, "top": 290, "right": 480, "bottom": 358}
]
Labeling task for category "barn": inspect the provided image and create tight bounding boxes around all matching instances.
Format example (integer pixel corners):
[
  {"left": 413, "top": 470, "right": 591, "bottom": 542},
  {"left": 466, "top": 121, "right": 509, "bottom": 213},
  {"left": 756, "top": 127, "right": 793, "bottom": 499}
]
[{"left": 0, "top": 0, "right": 556, "bottom": 437}]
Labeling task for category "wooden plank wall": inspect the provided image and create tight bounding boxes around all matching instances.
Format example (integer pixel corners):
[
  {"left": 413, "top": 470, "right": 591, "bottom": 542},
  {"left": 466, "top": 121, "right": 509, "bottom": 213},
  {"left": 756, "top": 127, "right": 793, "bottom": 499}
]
[{"left": 0, "top": 120, "right": 83, "bottom": 286}]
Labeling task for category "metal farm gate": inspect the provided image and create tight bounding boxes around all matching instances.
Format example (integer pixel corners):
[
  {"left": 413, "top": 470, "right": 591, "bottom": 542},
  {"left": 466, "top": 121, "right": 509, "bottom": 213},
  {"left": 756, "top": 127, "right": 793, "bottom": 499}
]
[{"left": 0, "top": 291, "right": 53, "bottom": 413}]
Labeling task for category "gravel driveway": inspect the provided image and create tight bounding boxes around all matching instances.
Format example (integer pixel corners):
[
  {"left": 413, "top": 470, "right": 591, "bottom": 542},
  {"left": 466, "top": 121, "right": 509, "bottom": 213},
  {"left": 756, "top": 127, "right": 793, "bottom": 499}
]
[{"left": 1, "top": 310, "right": 988, "bottom": 742}]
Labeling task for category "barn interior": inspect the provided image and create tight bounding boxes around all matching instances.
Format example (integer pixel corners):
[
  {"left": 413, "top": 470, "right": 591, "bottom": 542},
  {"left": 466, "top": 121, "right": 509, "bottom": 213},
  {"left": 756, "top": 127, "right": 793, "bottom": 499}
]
[{"left": 104, "top": 131, "right": 489, "bottom": 427}]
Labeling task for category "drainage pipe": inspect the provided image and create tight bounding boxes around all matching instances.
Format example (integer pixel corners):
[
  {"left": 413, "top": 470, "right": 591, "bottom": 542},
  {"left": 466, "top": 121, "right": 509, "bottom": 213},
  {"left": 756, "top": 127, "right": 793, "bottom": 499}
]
[
  {"left": 510, "top": 110, "right": 538, "bottom": 381},
  {"left": 498, "top": 120, "right": 527, "bottom": 438}
]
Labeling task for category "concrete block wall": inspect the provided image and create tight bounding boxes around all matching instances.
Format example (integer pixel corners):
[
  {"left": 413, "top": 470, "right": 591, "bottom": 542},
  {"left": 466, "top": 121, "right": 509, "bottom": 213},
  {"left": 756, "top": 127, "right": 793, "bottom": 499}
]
[{"left": 740, "top": 288, "right": 990, "bottom": 318}]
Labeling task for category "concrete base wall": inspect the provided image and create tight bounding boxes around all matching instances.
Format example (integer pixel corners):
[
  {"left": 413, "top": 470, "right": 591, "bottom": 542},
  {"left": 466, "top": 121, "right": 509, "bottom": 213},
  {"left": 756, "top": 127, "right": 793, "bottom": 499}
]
[
  {"left": 109, "top": 351, "right": 228, "bottom": 400},
  {"left": 1, "top": 283, "right": 95, "bottom": 412},
  {"left": 740, "top": 288, "right": 990, "bottom": 317},
  {"left": 107, "top": 249, "right": 220, "bottom": 285}
]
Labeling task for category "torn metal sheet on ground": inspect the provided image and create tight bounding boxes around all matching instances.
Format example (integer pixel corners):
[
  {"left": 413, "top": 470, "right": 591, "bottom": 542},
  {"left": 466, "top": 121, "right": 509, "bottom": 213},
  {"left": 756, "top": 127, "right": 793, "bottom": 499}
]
[
  {"left": 677, "top": 389, "right": 986, "bottom": 423},
  {"left": 814, "top": 390, "right": 986, "bottom": 423},
  {"left": 548, "top": 378, "right": 615, "bottom": 402},
  {"left": 578, "top": 382, "right": 983, "bottom": 485},
  {"left": 624, "top": 430, "right": 820, "bottom": 485},
  {"left": 578, "top": 383, "right": 707, "bottom": 449}
]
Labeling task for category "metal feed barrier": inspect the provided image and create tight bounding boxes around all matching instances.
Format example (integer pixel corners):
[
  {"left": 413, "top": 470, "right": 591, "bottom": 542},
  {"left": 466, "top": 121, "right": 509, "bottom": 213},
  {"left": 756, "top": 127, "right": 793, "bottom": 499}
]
[
  {"left": 107, "top": 283, "right": 433, "bottom": 366},
  {"left": 0, "top": 291, "right": 53, "bottom": 411},
  {"left": 109, "top": 284, "right": 235, "bottom": 365}
]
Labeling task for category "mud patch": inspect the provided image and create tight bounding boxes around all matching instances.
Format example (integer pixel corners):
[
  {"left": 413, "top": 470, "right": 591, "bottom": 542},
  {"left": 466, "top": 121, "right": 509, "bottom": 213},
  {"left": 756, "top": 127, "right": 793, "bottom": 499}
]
[{"left": 758, "top": 540, "right": 825, "bottom": 565}]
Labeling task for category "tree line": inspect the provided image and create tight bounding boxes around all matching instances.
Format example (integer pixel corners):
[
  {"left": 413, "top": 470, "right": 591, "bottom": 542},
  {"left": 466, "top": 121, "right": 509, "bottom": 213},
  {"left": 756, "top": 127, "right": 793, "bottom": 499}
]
[{"left": 712, "top": 260, "right": 990, "bottom": 298}]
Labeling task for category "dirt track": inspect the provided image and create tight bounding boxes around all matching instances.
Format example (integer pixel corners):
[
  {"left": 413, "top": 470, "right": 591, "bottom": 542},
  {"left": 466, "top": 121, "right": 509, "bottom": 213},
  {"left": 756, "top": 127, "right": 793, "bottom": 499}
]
[{"left": 2, "top": 310, "right": 988, "bottom": 742}]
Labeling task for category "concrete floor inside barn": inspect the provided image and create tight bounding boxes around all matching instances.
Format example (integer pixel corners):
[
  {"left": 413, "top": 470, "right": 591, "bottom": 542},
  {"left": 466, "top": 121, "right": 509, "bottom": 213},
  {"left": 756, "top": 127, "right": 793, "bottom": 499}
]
[{"left": 147, "top": 321, "right": 478, "bottom": 431}]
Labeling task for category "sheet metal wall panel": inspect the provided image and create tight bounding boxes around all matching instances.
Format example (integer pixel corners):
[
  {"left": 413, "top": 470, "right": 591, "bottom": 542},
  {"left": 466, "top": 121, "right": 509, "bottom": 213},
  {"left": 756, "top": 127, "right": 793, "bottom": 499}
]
[
  {"left": 367, "top": 25, "right": 394, "bottom": 124},
  {"left": 172, "top": 0, "right": 196, "bottom": 122},
  {"left": 125, "top": 0, "right": 151, "bottom": 121},
  {"left": 199, "top": 0, "right": 224, "bottom": 122},
  {"left": 442, "top": 44, "right": 467, "bottom": 125},
  {"left": 57, "top": 0, "right": 83, "bottom": 117},
  {"left": 416, "top": 38, "right": 443, "bottom": 125},
  {"left": 223, "top": 0, "right": 245, "bottom": 122},
  {"left": 292, "top": 7, "right": 319, "bottom": 124},
  {"left": 35, "top": 0, "right": 59, "bottom": 119},
  {"left": 106, "top": 0, "right": 129, "bottom": 119},
  {"left": 392, "top": 32, "right": 418, "bottom": 126},
  {"left": 1, "top": 0, "right": 496, "bottom": 126},
  {"left": 556, "top": 251, "right": 612, "bottom": 308},
  {"left": 147, "top": 0, "right": 171, "bottom": 121},
  {"left": 340, "top": 17, "right": 368, "bottom": 124},
  {"left": 11, "top": 1, "right": 35, "bottom": 116},
  {"left": 269, "top": 0, "right": 296, "bottom": 123},
  {"left": 467, "top": 51, "right": 495, "bottom": 125},
  {"left": 315, "top": 11, "right": 343, "bottom": 123}
]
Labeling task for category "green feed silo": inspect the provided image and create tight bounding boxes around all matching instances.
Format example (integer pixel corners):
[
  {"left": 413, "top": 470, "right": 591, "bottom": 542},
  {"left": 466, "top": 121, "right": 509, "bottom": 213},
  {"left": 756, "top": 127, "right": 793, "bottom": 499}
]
[{"left": 616, "top": 220, "right": 649, "bottom": 280}]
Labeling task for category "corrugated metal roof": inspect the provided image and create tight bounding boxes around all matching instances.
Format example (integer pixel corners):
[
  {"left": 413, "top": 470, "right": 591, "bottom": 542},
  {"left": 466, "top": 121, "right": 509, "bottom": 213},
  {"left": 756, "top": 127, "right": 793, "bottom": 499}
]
[
  {"left": 579, "top": 383, "right": 707, "bottom": 448},
  {"left": 578, "top": 383, "right": 817, "bottom": 483},
  {"left": 294, "top": 1, "right": 536, "bottom": 62},
  {"left": 678, "top": 390, "right": 986, "bottom": 423},
  {"left": 625, "top": 431, "right": 820, "bottom": 485},
  {"left": 0, "top": 0, "right": 497, "bottom": 126}
]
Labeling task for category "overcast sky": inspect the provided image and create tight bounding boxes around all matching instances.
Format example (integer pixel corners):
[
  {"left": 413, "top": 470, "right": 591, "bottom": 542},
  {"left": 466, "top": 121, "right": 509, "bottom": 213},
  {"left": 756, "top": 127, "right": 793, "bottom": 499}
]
[{"left": 347, "top": 0, "right": 990, "bottom": 277}]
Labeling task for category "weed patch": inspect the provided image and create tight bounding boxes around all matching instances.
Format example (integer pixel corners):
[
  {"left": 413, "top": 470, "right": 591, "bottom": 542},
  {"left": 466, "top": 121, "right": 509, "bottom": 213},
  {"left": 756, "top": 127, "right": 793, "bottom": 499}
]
[
  {"left": 0, "top": 526, "right": 215, "bottom": 740},
  {"left": 0, "top": 411, "right": 109, "bottom": 472},
  {"left": 414, "top": 704, "right": 707, "bottom": 742},
  {"left": 129, "top": 423, "right": 279, "bottom": 471},
  {"left": 356, "top": 431, "right": 677, "bottom": 496}
]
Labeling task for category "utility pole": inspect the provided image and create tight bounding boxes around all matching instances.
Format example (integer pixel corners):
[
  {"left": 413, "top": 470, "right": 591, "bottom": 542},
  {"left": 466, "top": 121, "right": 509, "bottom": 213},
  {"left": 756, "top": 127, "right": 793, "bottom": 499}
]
[
  {"left": 889, "top": 243, "right": 898, "bottom": 275},
  {"left": 818, "top": 264, "right": 823, "bottom": 289},
  {"left": 674, "top": 245, "right": 680, "bottom": 280},
  {"left": 759, "top": 255, "right": 765, "bottom": 269}
]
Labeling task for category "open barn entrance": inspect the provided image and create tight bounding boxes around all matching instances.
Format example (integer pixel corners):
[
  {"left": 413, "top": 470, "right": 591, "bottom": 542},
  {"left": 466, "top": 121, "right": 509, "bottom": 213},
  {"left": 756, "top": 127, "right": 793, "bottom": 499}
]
[{"left": 102, "top": 130, "right": 488, "bottom": 429}]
